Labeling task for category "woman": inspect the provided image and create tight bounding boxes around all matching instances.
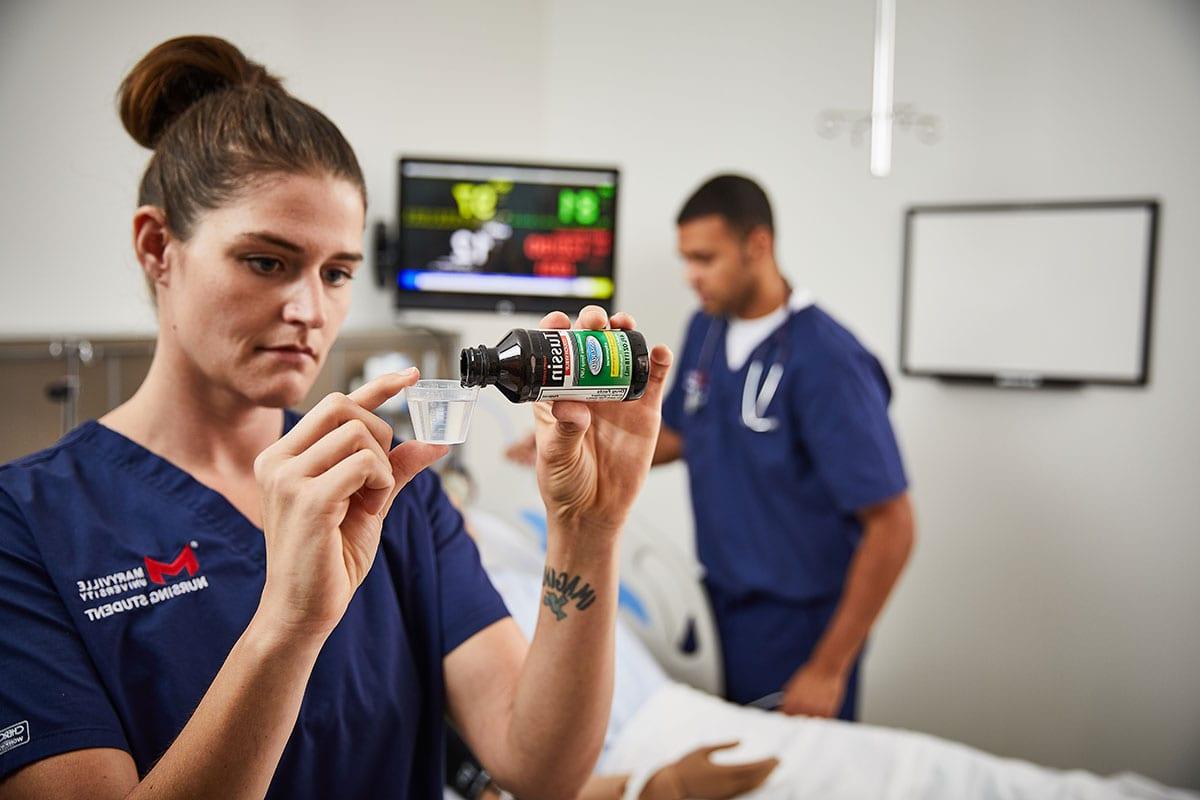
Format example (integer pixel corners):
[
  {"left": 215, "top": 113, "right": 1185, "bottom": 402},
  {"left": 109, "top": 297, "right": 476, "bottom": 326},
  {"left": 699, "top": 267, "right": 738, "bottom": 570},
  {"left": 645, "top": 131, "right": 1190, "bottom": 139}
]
[{"left": 0, "top": 36, "right": 671, "bottom": 800}]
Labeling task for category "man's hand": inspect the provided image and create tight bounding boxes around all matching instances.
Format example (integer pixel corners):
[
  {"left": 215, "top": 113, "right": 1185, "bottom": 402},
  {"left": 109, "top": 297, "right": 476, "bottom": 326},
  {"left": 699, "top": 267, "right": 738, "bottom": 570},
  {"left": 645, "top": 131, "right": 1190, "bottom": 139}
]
[
  {"left": 504, "top": 431, "right": 537, "bottom": 467},
  {"left": 532, "top": 306, "right": 672, "bottom": 536},
  {"left": 780, "top": 660, "right": 847, "bottom": 718},
  {"left": 641, "top": 742, "right": 779, "bottom": 800}
]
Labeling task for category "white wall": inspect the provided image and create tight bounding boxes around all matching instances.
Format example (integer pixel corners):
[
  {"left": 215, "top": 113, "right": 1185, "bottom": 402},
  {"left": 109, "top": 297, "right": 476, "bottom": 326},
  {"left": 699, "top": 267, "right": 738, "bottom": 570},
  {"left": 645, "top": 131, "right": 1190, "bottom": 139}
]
[
  {"left": 540, "top": 0, "right": 1200, "bottom": 788},
  {"left": 2, "top": 0, "right": 1198, "bottom": 789},
  {"left": 0, "top": 0, "right": 549, "bottom": 337}
]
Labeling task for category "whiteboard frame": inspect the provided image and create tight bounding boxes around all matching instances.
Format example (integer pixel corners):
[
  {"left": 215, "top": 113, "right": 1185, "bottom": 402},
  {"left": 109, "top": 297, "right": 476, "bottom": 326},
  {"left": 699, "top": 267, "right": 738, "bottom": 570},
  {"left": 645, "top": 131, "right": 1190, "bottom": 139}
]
[{"left": 899, "top": 199, "right": 1160, "bottom": 388}]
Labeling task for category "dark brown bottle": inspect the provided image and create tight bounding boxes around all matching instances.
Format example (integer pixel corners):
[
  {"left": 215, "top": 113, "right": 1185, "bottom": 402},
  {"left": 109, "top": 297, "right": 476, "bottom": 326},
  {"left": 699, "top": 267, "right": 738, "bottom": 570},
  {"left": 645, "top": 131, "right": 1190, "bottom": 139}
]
[{"left": 461, "top": 328, "right": 650, "bottom": 403}]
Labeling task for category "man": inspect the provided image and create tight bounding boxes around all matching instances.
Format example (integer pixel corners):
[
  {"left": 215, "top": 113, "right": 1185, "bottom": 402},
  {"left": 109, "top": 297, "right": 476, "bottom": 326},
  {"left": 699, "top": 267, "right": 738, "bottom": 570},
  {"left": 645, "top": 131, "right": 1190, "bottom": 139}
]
[
  {"left": 508, "top": 174, "right": 913, "bottom": 721},
  {"left": 656, "top": 173, "right": 914, "bottom": 720}
]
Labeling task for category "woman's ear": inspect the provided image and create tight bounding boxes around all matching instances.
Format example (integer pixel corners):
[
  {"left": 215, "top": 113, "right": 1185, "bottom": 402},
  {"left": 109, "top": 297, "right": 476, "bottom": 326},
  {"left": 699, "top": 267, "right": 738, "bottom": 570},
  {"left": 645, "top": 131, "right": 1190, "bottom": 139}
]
[{"left": 132, "top": 206, "right": 173, "bottom": 291}]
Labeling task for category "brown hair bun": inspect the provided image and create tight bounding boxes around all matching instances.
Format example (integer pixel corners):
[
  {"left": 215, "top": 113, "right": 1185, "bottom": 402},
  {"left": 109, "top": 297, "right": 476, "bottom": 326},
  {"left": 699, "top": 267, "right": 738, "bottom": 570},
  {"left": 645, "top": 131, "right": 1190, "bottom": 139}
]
[
  {"left": 118, "top": 35, "right": 284, "bottom": 149},
  {"left": 118, "top": 35, "right": 364, "bottom": 254}
]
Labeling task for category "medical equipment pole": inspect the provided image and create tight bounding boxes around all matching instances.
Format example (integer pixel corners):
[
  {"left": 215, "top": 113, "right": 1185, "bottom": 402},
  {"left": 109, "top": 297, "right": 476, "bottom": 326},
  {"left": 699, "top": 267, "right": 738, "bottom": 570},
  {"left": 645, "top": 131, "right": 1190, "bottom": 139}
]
[{"left": 871, "top": 0, "right": 896, "bottom": 177}]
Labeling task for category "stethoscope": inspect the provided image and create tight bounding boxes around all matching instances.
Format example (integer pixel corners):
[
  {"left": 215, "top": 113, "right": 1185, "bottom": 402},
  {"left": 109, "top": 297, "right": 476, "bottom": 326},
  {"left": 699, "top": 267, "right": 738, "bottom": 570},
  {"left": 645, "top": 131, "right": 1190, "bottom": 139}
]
[{"left": 682, "top": 309, "right": 796, "bottom": 434}]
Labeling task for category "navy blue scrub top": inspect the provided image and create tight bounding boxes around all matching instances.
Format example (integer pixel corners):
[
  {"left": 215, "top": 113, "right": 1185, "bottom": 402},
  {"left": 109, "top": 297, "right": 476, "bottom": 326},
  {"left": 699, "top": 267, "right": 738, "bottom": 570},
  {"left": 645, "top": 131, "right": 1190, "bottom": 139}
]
[
  {"left": 0, "top": 412, "right": 509, "bottom": 798},
  {"left": 663, "top": 305, "right": 908, "bottom": 605}
]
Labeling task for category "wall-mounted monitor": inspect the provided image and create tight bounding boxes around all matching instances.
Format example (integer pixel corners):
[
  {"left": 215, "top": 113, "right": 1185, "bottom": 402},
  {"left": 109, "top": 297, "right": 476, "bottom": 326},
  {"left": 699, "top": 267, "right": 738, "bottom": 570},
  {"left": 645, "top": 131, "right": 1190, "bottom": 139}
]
[
  {"left": 900, "top": 200, "right": 1159, "bottom": 388},
  {"left": 395, "top": 157, "right": 619, "bottom": 315}
]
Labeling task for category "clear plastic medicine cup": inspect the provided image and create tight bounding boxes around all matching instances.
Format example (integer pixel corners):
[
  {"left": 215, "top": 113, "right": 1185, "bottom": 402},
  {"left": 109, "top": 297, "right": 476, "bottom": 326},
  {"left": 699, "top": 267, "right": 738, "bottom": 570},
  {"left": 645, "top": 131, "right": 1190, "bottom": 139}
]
[{"left": 405, "top": 380, "right": 479, "bottom": 445}]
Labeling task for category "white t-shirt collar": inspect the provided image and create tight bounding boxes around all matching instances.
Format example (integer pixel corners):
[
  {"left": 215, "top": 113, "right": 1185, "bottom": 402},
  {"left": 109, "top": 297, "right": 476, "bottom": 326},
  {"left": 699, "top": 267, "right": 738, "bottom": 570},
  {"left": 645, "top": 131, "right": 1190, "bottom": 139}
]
[{"left": 724, "top": 289, "right": 814, "bottom": 371}]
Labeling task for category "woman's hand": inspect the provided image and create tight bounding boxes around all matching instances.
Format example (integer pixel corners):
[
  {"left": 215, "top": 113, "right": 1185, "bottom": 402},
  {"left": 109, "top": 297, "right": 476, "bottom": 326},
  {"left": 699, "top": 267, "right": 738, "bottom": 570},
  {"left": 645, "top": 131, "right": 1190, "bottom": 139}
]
[
  {"left": 253, "top": 370, "right": 448, "bottom": 639},
  {"left": 532, "top": 306, "right": 672, "bottom": 537}
]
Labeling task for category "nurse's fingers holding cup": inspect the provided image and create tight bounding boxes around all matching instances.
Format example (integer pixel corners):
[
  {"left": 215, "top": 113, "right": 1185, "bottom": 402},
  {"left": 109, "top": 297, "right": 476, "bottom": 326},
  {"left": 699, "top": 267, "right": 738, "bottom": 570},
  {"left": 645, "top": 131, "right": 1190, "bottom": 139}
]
[
  {"left": 296, "top": 418, "right": 391, "bottom": 478},
  {"left": 340, "top": 371, "right": 448, "bottom": 512},
  {"left": 310, "top": 444, "right": 397, "bottom": 518},
  {"left": 272, "top": 370, "right": 416, "bottom": 458},
  {"left": 316, "top": 370, "right": 447, "bottom": 515},
  {"left": 294, "top": 420, "right": 394, "bottom": 515},
  {"left": 344, "top": 371, "right": 450, "bottom": 513},
  {"left": 257, "top": 370, "right": 425, "bottom": 515}
]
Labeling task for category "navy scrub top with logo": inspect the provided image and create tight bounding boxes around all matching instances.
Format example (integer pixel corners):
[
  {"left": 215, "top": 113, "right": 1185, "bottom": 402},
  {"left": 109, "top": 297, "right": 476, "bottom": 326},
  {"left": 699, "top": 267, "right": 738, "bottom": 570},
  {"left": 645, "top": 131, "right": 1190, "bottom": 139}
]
[
  {"left": 0, "top": 411, "right": 509, "bottom": 798},
  {"left": 663, "top": 305, "right": 908, "bottom": 605}
]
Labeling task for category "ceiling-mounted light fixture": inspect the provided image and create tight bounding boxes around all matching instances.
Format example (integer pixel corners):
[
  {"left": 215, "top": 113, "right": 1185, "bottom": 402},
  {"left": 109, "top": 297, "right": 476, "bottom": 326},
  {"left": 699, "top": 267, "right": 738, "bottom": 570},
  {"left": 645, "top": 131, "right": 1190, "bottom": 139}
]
[
  {"left": 870, "top": 0, "right": 896, "bottom": 177},
  {"left": 816, "top": 104, "right": 941, "bottom": 148},
  {"left": 818, "top": 1, "right": 940, "bottom": 171}
]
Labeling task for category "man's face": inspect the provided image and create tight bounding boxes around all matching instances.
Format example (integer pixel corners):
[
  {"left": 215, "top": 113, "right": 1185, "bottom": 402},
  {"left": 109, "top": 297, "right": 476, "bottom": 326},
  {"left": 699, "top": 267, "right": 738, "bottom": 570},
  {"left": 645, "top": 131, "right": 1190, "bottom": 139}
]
[{"left": 677, "top": 214, "right": 757, "bottom": 317}]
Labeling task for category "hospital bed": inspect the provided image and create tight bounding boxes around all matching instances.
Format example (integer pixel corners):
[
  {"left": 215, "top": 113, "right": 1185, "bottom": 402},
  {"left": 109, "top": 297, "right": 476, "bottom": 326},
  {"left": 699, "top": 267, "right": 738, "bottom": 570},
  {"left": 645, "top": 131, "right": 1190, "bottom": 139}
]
[{"left": 450, "top": 509, "right": 1198, "bottom": 800}]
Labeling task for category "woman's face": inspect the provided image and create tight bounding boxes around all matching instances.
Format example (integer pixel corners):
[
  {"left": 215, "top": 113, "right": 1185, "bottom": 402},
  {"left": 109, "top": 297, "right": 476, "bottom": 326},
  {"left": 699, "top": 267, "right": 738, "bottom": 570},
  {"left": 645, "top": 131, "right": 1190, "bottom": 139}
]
[{"left": 155, "top": 172, "right": 364, "bottom": 408}]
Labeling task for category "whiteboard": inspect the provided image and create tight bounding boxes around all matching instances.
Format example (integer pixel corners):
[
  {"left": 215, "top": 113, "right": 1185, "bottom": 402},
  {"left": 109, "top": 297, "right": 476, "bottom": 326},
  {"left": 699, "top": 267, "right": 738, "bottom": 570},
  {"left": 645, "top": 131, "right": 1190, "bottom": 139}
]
[{"left": 900, "top": 201, "right": 1158, "bottom": 386}]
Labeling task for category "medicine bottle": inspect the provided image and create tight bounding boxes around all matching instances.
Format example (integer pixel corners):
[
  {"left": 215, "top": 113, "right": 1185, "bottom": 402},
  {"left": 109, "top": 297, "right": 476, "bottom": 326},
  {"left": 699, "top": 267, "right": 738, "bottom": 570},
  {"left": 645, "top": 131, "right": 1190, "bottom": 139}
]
[{"left": 461, "top": 329, "right": 650, "bottom": 403}]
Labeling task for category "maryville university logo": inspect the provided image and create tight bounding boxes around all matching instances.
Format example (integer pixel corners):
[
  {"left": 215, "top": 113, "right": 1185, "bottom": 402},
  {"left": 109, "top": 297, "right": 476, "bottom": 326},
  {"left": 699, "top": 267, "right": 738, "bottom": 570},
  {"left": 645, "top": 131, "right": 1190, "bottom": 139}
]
[
  {"left": 144, "top": 545, "right": 200, "bottom": 585},
  {"left": 78, "top": 543, "right": 211, "bottom": 622}
]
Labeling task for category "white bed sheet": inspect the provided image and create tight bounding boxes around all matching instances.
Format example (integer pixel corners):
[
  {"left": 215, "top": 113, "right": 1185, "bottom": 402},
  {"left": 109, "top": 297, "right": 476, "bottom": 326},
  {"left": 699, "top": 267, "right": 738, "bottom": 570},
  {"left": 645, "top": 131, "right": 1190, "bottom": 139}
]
[{"left": 607, "top": 684, "right": 1198, "bottom": 800}]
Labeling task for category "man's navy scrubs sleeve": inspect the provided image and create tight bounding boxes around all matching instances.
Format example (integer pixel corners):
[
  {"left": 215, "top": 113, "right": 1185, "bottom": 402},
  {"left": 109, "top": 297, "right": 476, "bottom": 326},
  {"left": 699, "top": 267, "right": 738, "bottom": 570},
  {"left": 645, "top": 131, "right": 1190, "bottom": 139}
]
[
  {"left": 795, "top": 348, "right": 909, "bottom": 515},
  {"left": 421, "top": 474, "right": 510, "bottom": 656},
  {"left": 0, "top": 488, "right": 129, "bottom": 781}
]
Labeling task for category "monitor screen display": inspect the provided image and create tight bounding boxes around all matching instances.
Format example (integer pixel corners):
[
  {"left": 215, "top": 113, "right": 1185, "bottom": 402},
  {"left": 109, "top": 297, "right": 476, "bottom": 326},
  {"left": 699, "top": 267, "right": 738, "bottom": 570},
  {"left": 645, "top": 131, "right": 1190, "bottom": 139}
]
[{"left": 396, "top": 157, "right": 619, "bottom": 314}]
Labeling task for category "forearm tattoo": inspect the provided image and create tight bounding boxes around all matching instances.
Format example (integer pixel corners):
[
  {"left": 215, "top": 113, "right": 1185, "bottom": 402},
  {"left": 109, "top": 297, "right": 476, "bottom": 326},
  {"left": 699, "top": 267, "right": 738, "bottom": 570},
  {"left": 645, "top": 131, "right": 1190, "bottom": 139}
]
[{"left": 542, "top": 567, "right": 596, "bottom": 621}]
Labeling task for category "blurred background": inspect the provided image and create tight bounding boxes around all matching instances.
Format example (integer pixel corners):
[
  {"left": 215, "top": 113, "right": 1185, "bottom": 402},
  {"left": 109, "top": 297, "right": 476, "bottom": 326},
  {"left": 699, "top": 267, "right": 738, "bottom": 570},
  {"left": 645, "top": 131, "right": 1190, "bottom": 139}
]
[{"left": 1, "top": 0, "right": 1197, "bottom": 788}]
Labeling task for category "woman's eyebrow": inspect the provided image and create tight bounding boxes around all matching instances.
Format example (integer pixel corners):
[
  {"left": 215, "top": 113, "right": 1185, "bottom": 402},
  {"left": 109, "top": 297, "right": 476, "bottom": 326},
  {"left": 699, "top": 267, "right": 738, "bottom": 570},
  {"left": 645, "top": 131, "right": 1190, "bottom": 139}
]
[
  {"left": 236, "top": 231, "right": 362, "bottom": 262},
  {"left": 237, "top": 231, "right": 303, "bottom": 253}
]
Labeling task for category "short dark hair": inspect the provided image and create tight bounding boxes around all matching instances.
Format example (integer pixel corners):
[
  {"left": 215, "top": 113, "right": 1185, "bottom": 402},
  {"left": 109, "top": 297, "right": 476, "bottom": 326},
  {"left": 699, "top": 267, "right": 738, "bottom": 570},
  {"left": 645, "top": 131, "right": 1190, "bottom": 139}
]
[{"left": 676, "top": 174, "right": 774, "bottom": 237}]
